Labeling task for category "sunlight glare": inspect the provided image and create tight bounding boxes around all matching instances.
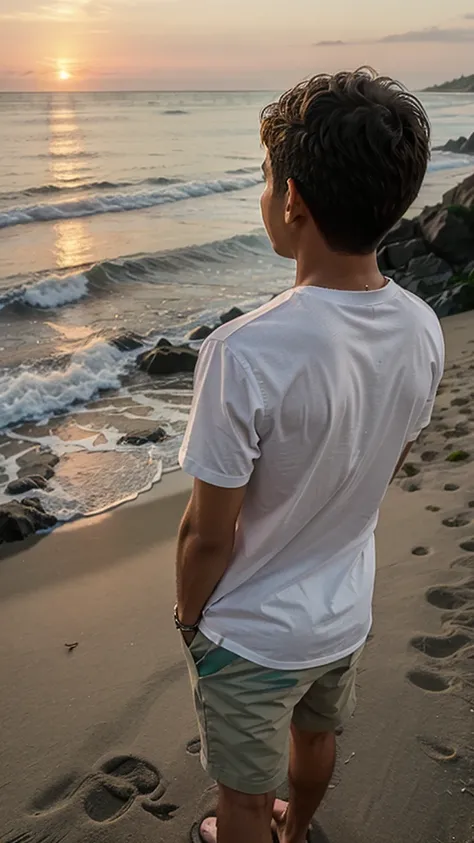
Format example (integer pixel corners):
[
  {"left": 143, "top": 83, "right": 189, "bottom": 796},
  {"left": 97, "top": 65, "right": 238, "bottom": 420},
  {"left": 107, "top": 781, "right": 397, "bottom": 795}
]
[{"left": 58, "top": 70, "right": 71, "bottom": 81}]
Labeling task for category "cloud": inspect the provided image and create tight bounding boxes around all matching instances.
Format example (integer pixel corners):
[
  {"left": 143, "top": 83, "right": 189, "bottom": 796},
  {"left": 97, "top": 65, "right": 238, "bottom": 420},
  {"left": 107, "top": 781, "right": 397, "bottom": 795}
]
[
  {"left": 464, "top": 13, "right": 474, "bottom": 20},
  {"left": 312, "top": 24, "right": 474, "bottom": 48},
  {"left": 378, "top": 26, "right": 474, "bottom": 43},
  {"left": 314, "top": 40, "right": 346, "bottom": 47}
]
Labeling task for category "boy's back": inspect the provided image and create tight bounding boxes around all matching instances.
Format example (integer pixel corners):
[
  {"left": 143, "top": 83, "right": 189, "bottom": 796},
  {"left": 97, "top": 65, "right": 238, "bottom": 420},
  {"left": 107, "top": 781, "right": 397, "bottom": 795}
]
[{"left": 181, "top": 280, "right": 444, "bottom": 668}]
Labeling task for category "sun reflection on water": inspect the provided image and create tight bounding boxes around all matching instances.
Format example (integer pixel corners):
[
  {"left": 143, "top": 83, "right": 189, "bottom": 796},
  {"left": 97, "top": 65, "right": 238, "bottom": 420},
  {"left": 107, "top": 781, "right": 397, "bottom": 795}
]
[{"left": 48, "top": 95, "right": 95, "bottom": 269}]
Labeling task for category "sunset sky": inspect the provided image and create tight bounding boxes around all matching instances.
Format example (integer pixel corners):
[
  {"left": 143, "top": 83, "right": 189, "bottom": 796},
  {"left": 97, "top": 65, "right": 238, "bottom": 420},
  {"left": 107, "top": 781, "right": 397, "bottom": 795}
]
[{"left": 1, "top": 0, "right": 473, "bottom": 91}]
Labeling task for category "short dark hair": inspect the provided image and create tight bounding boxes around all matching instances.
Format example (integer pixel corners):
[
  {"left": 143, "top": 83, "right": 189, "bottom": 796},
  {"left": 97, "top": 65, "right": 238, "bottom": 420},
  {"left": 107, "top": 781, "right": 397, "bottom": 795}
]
[{"left": 260, "top": 68, "right": 430, "bottom": 254}]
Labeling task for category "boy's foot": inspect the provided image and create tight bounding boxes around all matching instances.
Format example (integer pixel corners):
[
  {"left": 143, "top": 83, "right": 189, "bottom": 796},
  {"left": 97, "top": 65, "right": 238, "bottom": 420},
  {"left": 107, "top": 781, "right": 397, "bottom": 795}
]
[
  {"left": 197, "top": 800, "right": 288, "bottom": 843},
  {"left": 198, "top": 816, "right": 217, "bottom": 843},
  {"left": 272, "top": 799, "right": 289, "bottom": 842}
]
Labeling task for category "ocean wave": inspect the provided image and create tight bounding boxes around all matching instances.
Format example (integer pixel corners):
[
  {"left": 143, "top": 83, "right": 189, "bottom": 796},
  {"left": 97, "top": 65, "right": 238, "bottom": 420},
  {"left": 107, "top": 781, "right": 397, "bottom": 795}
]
[
  {"left": 0, "top": 230, "right": 273, "bottom": 313},
  {"left": 162, "top": 109, "right": 189, "bottom": 115},
  {"left": 0, "top": 174, "right": 262, "bottom": 229},
  {"left": 0, "top": 341, "right": 139, "bottom": 429},
  {"left": 0, "top": 273, "right": 89, "bottom": 310},
  {"left": 428, "top": 152, "right": 474, "bottom": 172},
  {"left": 0, "top": 176, "right": 181, "bottom": 202}
]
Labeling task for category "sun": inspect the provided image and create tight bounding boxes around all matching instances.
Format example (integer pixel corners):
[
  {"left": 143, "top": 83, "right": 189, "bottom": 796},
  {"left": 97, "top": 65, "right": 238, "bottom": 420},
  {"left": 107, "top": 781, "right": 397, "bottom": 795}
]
[{"left": 58, "top": 70, "right": 71, "bottom": 81}]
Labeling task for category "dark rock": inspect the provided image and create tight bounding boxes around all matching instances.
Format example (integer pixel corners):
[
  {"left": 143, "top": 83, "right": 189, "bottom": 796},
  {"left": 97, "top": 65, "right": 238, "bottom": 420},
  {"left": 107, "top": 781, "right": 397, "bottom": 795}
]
[
  {"left": 464, "top": 260, "right": 474, "bottom": 276},
  {"left": 443, "top": 173, "right": 474, "bottom": 209},
  {"left": 396, "top": 254, "right": 453, "bottom": 297},
  {"left": 110, "top": 332, "right": 144, "bottom": 352},
  {"left": 461, "top": 132, "right": 474, "bottom": 155},
  {"left": 0, "top": 499, "right": 57, "bottom": 544},
  {"left": 436, "top": 136, "right": 467, "bottom": 154},
  {"left": 118, "top": 427, "right": 167, "bottom": 446},
  {"left": 420, "top": 209, "right": 474, "bottom": 266},
  {"left": 220, "top": 307, "right": 244, "bottom": 325},
  {"left": 6, "top": 476, "right": 48, "bottom": 495},
  {"left": 426, "top": 280, "right": 474, "bottom": 318},
  {"left": 381, "top": 218, "right": 417, "bottom": 246},
  {"left": 406, "top": 254, "right": 452, "bottom": 279},
  {"left": 188, "top": 325, "right": 213, "bottom": 341},
  {"left": 137, "top": 345, "right": 198, "bottom": 376},
  {"left": 157, "top": 338, "right": 172, "bottom": 348},
  {"left": 17, "top": 448, "right": 59, "bottom": 480},
  {"left": 386, "top": 238, "right": 426, "bottom": 269},
  {"left": 437, "top": 132, "right": 474, "bottom": 156}
]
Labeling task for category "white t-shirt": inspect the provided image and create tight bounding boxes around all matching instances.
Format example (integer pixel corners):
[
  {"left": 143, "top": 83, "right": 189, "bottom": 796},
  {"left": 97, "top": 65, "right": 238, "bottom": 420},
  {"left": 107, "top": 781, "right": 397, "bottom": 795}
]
[{"left": 179, "top": 282, "right": 444, "bottom": 670}]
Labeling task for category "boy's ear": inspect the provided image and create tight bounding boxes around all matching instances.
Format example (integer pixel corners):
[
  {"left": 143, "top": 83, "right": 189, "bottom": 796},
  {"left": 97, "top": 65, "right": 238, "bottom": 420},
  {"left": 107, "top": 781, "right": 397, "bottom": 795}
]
[{"left": 285, "top": 178, "right": 307, "bottom": 224}]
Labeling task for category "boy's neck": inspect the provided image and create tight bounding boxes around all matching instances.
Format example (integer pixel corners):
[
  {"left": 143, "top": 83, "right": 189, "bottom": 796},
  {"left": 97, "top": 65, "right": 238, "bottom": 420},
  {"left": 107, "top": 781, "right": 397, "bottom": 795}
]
[{"left": 294, "top": 250, "right": 386, "bottom": 292}]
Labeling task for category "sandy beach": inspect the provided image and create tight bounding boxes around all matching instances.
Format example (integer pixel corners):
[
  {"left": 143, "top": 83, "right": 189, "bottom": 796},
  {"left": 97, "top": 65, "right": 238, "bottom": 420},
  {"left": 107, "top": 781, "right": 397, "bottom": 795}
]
[{"left": 1, "top": 310, "right": 474, "bottom": 843}]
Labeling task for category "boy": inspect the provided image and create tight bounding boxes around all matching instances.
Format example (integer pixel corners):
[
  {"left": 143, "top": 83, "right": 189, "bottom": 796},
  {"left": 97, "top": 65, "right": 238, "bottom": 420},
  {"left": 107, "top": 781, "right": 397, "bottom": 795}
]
[{"left": 175, "top": 69, "right": 444, "bottom": 843}]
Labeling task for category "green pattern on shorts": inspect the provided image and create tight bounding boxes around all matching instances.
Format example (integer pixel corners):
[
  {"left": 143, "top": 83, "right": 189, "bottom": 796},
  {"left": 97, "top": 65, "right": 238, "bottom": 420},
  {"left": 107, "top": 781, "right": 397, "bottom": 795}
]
[{"left": 197, "top": 646, "right": 239, "bottom": 678}]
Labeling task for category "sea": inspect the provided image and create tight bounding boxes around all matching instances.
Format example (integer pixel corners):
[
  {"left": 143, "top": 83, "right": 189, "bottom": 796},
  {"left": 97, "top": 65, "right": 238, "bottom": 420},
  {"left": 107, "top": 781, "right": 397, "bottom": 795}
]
[{"left": 0, "top": 90, "right": 473, "bottom": 522}]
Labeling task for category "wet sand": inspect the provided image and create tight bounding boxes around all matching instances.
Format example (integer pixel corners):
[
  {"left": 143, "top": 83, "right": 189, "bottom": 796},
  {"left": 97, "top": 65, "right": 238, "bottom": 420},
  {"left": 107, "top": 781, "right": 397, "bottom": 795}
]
[{"left": 1, "top": 312, "right": 473, "bottom": 843}]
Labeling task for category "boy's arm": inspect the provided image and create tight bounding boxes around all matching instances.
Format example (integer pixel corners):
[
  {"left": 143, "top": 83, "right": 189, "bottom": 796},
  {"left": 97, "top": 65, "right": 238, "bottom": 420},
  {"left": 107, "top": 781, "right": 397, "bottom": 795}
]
[
  {"left": 176, "top": 480, "right": 247, "bottom": 629},
  {"left": 175, "top": 336, "right": 264, "bottom": 634}
]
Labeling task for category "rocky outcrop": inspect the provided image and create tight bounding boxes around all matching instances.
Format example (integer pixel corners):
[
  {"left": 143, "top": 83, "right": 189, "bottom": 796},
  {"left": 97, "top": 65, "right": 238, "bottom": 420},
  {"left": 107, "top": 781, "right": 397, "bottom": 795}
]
[
  {"left": 118, "top": 427, "right": 167, "bottom": 446},
  {"left": 435, "top": 131, "right": 474, "bottom": 156},
  {"left": 137, "top": 344, "right": 198, "bottom": 376},
  {"left": 0, "top": 498, "right": 57, "bottom": 545},
  {"left": 220, "top": 307, "right": 244, "bottom": 324},
  {"left": 378, "top": 171, "right": 474, "bottom": 317},
  {"left": 17, "top": 448, "right": 59, "bottom": 480},
  {"left": 6, "top": 476, "right": 48, "bottom": 495},
  {"left": 110, "top": 332, "right": 144, "bottom": 352},
  {"left": 419, "top": 208, "right": 474, "bottom": 266},
  {"left": 188, "top": 325, "right": 213, "bottom": 341},
  {"left": 187, "top": 306, "right": 245, "bottom": 342}
]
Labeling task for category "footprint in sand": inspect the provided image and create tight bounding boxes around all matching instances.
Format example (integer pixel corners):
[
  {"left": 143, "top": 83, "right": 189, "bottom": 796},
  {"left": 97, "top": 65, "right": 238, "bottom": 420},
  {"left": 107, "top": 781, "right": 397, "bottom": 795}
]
[
  {"left": 426, "top": 583, "right": 474, "bottom": 611},
  {"left": 417, "top": 737, "right": 458, "bottom": 763},
  {"left": 410, "top": 632, "right": 471, "bottom": 659},
  {"left": 27, "top": 753, "right": 174, "bottom": 828},
  {"left": 444, "top": 483, "right": 460, "bottom": 492},
  {"left": 412, "top": 546, "right": 431, "bottom": 556},
  {"left": 406, "top": 668, "right": 453, "bottom": 693},
  {"left": 421, "top": 450, "right": 439, "bottom": 462},
  {"left": 186, "top": 737, "right": 202, "bottom": 756},
  {"left": 460, "top": 539, "right": 474, "bottom": 552},
  {"left": 442, "top": 514, "right": 471, "bottom": 528}
]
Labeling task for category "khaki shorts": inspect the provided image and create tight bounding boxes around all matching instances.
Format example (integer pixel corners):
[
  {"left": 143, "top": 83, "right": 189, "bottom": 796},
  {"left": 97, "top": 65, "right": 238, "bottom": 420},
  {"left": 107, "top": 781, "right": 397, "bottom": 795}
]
[{"left": 183, "top": 630, "right": 364, "bottom": 795}]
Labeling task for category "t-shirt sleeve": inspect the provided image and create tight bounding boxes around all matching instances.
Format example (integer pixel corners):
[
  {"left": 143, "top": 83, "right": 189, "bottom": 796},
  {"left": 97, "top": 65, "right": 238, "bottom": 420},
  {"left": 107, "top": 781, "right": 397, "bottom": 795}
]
[
  {"left": 408, "top": 321, "right": 445, "bottom": 441},
  {"left": 179, "top": 338, "right": 264, "bottom": 488}
]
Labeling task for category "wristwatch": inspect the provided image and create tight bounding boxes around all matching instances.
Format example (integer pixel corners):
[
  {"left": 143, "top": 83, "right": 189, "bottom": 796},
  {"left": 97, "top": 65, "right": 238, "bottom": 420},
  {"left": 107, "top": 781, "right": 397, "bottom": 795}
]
[{"left": 174, "top": 604, "right": 200, "bottom": 633}]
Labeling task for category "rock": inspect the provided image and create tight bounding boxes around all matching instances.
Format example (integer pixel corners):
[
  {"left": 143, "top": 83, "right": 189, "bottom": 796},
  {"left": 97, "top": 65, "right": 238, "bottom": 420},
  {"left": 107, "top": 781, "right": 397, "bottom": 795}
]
[
  {"left": 406, "top": 254, "right": 452, "bottom": 279},
  {"left": 381, "top": 218, "right": 417, "bottom": 246},
  {"left": 220, "top": 307, "right": 243, "bottom": 324},
  {"left": 137, "top": 345, "right": 198, "bottom": 376},
  {"left": 419, "top": 209, "right": 474, "bottom": 266},
  {"left": 461, "top": 132, "right": 474, "bottom": 155},
  {"left": 157, "top": 338, "right": 172, "bottom": 348},
  {"left": 188, "top": 325, "right": 213, "bottom": 341},
  {"left": 118, "top": 427, "right": 167, "bottom": 446},
  {"left": 385, "top": 238, "right": 426, "bottom": 269},
  {"left": 436, "top": 136, "right": 467, "bottom": 154},
  {"left": 0, "top": 498, "right": 57, "bottom": 544},
  {"left": 426, "top": 280, "right": 474, "bottom": 318},
  {"left": 110, "top": 332, "right": 144, "bottom": 352},
  {"left": 6, "top": 476, "right": 48, "bottom": 495},
  {"left": 437, "top": 132, "right": 474, "bottom": 156},
  {"left": 464, "top": 260, "right": 474, "bottom": 277},
  {"left": 443, "top": 173, "right": 474, "bottom": 209},
  {"left": 17, "top": 448, "right": 59, "bottom": 480},
  {"left": 396, "top": 254, "right": 453, "bottom": 297}
]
